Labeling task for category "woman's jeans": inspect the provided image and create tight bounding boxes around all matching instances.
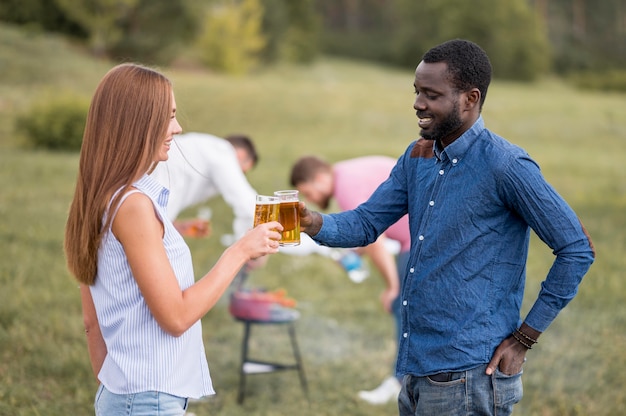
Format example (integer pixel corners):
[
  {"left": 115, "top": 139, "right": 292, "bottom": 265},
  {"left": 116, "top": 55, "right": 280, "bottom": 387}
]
[
  {"left": 398, "top": 364, "right": 523, "bottom": 416},
  {"left": 95, "top": 384, "right": 189, "bottom": 416}
]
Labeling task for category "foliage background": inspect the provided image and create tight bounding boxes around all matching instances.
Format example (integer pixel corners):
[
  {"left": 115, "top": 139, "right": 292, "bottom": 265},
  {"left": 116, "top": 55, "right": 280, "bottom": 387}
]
[
  {"left": 0, "top": 1, "right": 626, "bottom": 414},
  {"left": 1, "top": 0, "right": 626, "bottom": 80}
]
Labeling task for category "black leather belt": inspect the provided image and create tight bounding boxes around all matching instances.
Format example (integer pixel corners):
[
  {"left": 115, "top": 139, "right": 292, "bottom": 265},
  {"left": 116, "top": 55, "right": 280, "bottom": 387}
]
[{"left": 427, "top": 371, "right": 464, "bottom": 382}]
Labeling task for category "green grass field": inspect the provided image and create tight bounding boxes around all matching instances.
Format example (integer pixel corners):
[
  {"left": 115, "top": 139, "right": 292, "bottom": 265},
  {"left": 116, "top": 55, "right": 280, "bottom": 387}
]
[{"left": 1, "top": 24, "right": 625, "bottom": 415}]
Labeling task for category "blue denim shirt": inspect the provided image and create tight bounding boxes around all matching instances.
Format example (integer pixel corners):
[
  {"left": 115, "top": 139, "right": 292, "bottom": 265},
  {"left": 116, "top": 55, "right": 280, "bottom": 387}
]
[{"left": 313, "top": 117, "right": 595, "bottom": 376}]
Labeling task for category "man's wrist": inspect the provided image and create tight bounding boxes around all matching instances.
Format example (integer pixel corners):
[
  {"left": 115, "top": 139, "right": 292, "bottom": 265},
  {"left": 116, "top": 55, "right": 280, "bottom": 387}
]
[
  {"left": 306, "top": 212, "right": 323, "bottom": 237},
  {"left": 511, "top": 323, "right": 541, "bottom": 350}
]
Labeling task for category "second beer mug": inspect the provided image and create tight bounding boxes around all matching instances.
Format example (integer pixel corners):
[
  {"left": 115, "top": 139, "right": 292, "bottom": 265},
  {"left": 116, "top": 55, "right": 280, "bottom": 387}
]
[
  {"left": 254, "top": 195, "right": 279, "bottom": 227},
  {"left": 274, "top": 190, "right": 301, "bottom": 246}
]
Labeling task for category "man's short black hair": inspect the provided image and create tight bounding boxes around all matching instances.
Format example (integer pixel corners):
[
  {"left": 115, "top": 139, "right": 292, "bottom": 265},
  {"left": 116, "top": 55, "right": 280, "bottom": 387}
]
[
  {"left": 423, "top": 39, "right": 492, "bottom": 110},
  {"left": 225, "top": 134, "right": 259, "bottom": 166},
  {"left": 289, "top": 155, "right": 331, "bottom": 188}
]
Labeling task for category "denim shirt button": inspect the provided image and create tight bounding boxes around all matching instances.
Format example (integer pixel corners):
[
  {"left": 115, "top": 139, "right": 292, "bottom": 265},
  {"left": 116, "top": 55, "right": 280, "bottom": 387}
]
[
  {"left": 439, "top": 169, "right": 444, "bottom": 175},
  {"left": 403, "top": 300, "right": 407, "bottom": 306},
  {"left": 429, "top": 200, "right": 434, "bottom": 206},
  {"left": 452, "top": 158, "right": 458, "bottom": 164},
  {"left": 409, "top": 267, "right": 415, "bottom": 273},
  {"left": 403, "top": 333, "right": 408, "bottom": 338},
  {"left": 418, "top": 235, "right": 424, "bottom": 241}
]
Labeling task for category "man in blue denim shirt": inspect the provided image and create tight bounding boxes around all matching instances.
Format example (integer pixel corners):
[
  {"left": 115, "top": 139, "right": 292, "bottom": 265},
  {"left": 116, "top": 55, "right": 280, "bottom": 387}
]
[{"left": 297, "top": 39, "right": 595, "bottom": 415}]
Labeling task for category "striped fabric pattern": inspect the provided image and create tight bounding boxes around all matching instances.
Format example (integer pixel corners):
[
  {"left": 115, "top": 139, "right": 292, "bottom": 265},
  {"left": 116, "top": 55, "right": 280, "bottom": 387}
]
[{"left": 91, "top": 174, "right": 214, "bottom": 399}]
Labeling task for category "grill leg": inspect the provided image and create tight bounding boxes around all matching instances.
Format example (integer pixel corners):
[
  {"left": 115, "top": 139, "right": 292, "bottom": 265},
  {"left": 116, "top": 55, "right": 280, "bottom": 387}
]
[
  {"left": 235, "top": 319, "right": 308, "bottom": 405},
  {"left": 288, "top": 321, "right": 309, "bottom": 402},
  {"left": 237, "top": 321, "right": 252, "bottom": 404}
]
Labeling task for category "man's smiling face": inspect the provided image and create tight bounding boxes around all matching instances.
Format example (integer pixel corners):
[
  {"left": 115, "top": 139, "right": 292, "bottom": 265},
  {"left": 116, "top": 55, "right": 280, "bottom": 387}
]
[{"left": 413, "top": 61, "right": 467, "bottom": 147}]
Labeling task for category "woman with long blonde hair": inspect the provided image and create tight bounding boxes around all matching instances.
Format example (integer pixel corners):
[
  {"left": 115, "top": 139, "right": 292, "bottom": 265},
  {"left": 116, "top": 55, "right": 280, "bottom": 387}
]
[{"left": 65, "top": 63, "right": 282, "bottom": 415}]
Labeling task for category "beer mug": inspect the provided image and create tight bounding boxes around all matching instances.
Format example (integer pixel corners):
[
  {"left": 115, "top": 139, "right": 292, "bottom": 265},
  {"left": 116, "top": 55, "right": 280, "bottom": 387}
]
[
  {"left": 274, "top": 190, "right": 301, "bottom": 246},
  {"left": 253, "top": 195, "right": 280, "bottom": 227}
]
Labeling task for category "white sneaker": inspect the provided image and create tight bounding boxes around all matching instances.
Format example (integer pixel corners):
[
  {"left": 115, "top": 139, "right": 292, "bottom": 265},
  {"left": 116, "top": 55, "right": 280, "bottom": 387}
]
[{"left": 358, "top": 376, "right": 401, "bottom": 405}]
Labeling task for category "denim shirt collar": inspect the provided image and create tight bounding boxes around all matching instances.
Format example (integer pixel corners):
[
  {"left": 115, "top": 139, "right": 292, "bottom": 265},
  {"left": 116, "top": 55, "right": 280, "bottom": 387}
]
[{"left": 433, "top": 116, "right": 485, "bottom": 162}]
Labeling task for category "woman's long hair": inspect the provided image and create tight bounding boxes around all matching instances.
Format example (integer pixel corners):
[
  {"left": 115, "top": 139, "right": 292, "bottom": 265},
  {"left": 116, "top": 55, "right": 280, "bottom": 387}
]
[{"left": 65, "top": 63, "right": 172, "bottom": 285}]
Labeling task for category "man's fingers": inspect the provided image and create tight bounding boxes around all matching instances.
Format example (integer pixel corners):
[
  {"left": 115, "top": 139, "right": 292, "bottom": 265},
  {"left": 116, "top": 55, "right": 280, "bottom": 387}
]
[{"left": 485, "top": 346, "right": 503, "bottom": 375}]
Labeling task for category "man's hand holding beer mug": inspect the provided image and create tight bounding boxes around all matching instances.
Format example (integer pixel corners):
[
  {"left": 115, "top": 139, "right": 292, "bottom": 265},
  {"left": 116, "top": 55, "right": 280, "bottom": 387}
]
[{"left": 295, "top": 200, "right": 323, "bottom": 237}]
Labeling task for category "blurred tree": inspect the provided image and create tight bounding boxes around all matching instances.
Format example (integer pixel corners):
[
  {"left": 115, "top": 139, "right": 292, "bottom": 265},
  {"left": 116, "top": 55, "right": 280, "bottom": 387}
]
[
  {"left": 316, "top": 0, "right": 398, "bottom": 62},
  {"left": 3, "top": 0, "right": 626, "bottom": 76},
  {"left": 316, "top": 0, "right": 552, "bottom": 80},
  {"left": 1, "top": 0, "right": 199, "bottom": 64},
  {"left": 108, "top": 0, "right": 201, "bottom": 65},
  {"left": 531, "top": 0, "right": 626, "bottom": 73},
  {"left": 195, "top": 0, "right": 266, "bottom": 74},
  {"left": 279, "top": 0, "right": 320, "bottom": 63},
  {"left": 393, "top": 0, "right": 550, "bottom": 80},
  {"left": 260, "top": 0, "right": 320, "bottom": 64},
  {"left": 53, "top": 0, "right": 140, "bottom": 57},
  {"left": 259, "top": 0, "right": 289, "bottom": 62},
  {"left": 0, "top": 0, "right": 86, "bottom": 37},
  {"left": 314, "top": 0, "right": 626, "bottom": 79}
]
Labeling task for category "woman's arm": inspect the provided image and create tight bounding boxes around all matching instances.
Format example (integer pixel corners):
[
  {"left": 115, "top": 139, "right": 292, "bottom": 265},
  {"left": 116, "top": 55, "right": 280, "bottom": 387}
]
[
  {"left": 80, "top": 285, "right": 106, "bottom": 381},
  {"left": 113, "top": 192, "right": 281, "bottom": 337}
]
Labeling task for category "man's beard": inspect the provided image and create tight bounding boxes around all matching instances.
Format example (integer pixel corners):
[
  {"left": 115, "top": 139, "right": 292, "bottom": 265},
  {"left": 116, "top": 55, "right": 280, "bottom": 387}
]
[
  {"left": 421, "top": 100, "right": 463, "bottom": 142},
  {"left": 319, "top": 195, "right": 331, "bottom": 210}
]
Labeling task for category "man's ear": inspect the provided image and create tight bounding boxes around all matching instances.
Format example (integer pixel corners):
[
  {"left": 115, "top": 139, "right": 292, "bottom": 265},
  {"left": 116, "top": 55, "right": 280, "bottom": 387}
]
[{"left": 463, "top": 88, "right": 481, "bottom": 111}]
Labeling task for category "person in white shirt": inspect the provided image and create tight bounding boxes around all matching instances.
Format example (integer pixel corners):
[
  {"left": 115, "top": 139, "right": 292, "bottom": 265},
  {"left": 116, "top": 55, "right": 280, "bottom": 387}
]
[
  {"left": 150, "top": 132, "right": 259, "bottom": 241},
  {"left": 150, "top": 132, "right": 371, "bottom": 272}
]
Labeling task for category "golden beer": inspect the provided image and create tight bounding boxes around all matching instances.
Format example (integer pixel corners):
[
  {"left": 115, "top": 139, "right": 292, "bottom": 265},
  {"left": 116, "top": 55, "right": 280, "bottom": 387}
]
[
  {"left": 274, "top": 190, "right": 301, "bottom": 246},
  {"left": 253, "top": 195, "right": 279, "bottom": 227}
]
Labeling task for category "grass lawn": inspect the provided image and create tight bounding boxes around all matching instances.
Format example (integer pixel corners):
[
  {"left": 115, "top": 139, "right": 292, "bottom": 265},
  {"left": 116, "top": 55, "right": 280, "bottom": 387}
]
[{"left": 1, "top": 24, "right": 625, "bottom": 415}]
